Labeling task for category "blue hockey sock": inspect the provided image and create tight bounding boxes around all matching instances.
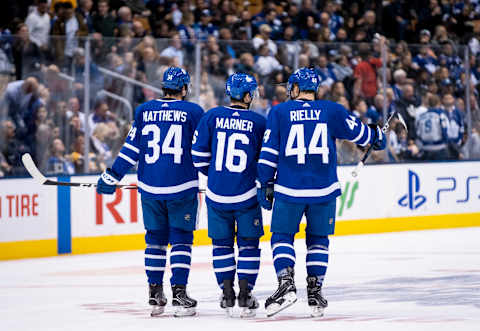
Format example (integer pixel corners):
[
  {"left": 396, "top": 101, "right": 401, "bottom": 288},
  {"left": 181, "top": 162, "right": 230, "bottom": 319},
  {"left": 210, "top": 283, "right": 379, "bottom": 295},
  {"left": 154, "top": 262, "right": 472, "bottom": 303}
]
[
  {"left": 169, "top": 227, "right": 193, "bottom": 286},
  {"left": 271, "top": 233, "right": 296, "bottom": 276},
  {"left": 145, "top": 230, "right": 168, "bottom": 284},
  {"left": 306, "top": 234, "right": 329, "bottom": 285},
  {"left": 212, "top": 238, "right": 236, "bottom": 289},
  {"left": 237, "top": 237, "right": 261, "bottom": 290}
]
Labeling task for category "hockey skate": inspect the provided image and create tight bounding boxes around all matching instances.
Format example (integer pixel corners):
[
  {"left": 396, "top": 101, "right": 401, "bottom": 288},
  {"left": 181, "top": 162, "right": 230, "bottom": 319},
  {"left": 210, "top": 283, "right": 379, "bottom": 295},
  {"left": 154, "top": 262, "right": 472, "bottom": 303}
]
[
  {"left": 306, "top": 276, "right": 328, "bottom": 317},
  {"left": 172, "top": 285, "right": 197, "bottom": 317},
  {"left": 237, "top": 279, "right": 259, "bottom": 318},
  {"left": 265, "top": 267, "right": 297, "bottom": 317},
  {"left": 220, "top": 279, "right": 236, "bottom": 317},
  {"left": 149, "top": 283, "right": 167, "bottom": 317}
]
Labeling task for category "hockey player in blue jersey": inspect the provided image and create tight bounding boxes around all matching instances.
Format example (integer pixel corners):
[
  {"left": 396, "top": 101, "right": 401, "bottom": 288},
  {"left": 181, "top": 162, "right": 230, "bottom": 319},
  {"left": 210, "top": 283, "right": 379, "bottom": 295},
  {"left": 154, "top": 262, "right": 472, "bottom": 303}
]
[
  {"left": 96, "top": 67, "right": 204, "bottom": 317},
  {"left": 191, "top": 73, "right": 266, "bottom": 317},
  {"left": 257, "top": 68, "right": 386, "bottom": 317}
]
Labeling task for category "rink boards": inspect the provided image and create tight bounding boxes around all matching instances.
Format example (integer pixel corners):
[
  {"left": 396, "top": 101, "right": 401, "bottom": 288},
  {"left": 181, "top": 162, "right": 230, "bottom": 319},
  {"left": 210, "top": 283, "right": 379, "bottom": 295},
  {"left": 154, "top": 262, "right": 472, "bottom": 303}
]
[{"left": 1, "top": 161, "right": 480, "bottom": 260}]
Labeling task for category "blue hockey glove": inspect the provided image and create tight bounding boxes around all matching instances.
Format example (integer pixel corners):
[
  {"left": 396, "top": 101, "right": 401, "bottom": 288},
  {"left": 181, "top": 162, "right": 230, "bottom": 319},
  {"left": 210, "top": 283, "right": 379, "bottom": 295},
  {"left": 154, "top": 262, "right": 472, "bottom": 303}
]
[
  {"left": 96, "top": 168, "right": 122, "bottom": 195},
  {"left": 257, "top": 182, "right": 274, "bottom": 210},
  {"left": 369, "top": 124, "right": 386, "bottom": 151}
]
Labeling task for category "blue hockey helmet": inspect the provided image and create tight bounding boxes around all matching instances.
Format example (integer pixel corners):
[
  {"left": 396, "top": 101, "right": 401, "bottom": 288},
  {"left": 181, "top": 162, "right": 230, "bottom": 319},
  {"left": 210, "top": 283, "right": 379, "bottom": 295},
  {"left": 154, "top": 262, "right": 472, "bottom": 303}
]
[
  {"left": 225, "top": 73, "right": 258, "bottom": 101},
  {"left": 162, "top": 67, "right": 191, "bottom": 91},
  {"left": 287, "top": 67, "right": 320, "bottom": 94}
]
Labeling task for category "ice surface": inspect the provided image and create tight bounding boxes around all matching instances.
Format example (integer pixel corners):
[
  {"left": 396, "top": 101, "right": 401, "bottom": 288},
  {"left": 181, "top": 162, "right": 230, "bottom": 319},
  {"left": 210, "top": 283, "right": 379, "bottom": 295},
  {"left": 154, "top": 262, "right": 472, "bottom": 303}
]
[{"left": 1, "top": 228, "right": 479, "bottom": 331}]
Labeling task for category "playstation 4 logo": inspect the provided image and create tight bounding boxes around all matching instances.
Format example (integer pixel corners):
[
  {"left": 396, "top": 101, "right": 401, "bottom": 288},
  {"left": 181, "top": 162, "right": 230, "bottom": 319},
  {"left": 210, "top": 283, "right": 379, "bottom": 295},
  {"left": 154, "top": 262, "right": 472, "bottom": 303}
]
[{"left": 398, "top": 170, "right": 427, "bottom": 210}]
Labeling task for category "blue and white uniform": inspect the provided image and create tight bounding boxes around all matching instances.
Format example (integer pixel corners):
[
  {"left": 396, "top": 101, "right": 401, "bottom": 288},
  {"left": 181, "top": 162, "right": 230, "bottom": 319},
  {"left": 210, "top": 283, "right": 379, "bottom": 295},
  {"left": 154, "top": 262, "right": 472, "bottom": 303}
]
[
  {"left": 416, "top": 108, "right": 449, "bottom": 159},
  {"left": 192, "top": 73, "right": 265, "bottom": 290},
  {"left": 98, "top": 67, "right": 204, "bottom": 287},
  {"left": 258, "top": 68, "right": 385, "bottom": 284}
]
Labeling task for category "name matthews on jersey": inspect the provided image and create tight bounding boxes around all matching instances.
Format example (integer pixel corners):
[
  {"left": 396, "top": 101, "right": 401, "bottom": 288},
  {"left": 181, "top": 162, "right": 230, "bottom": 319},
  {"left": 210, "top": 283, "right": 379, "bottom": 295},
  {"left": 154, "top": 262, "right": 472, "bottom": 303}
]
[
  {"left": 143, "top": 110, "right": 188, "bottom": 122},
  {"left": 290, "top": 109, "right": 322, "bottom": 122},
  {"left": 215, "top": 117, "right": 254, "bottom": 132}
]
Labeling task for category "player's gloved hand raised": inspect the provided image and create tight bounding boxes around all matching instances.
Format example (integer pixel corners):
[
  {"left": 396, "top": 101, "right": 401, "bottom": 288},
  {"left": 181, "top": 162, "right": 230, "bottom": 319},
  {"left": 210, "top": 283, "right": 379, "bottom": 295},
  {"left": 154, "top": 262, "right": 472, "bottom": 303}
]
[
  {"left": 369, "top": 124, "right": 386, "bottom": 151},
  {"left": 96, "top": 168, "right": 122, "bottom": 195},
  {"left": 257, "top": 182, "right": 274, "bottom": 210}
]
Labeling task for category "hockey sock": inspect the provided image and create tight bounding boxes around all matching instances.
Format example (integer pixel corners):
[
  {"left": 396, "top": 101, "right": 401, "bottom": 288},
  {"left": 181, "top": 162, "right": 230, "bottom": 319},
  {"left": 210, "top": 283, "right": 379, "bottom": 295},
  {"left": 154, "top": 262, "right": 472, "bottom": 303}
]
[
  {"left": 212, "top": 238, "right": 236, "bottom": 289},
  {"left": 237, "top": 237, "right": 261, "bottom": 290},
  {"left": 169, "top": 227, "right": 193, "bottom": 286},
  {"left": 145, "top": 230, "right": 168, "bottom": 284},
  {"left": 271, "top": 233, "right": 296, "bottom": 276},
  {"left": 306, "top": 234, "right": 329, "bottom": 285}
]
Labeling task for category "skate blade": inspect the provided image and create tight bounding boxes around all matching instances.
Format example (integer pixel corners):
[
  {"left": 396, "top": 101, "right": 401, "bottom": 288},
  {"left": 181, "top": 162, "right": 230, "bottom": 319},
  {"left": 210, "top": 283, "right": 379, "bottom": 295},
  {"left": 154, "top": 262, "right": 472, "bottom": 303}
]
[
  {"left": 240, "top": 307, "right": 256, "bottom": 318},
  {"left": 174, "top": 307, "right": 196, "bottom": 317},
  {"left": 310, "top": 306, "right": 325, "bottom": 318},
  {"left": 224, "top": 307, "right": 234, "bottom": 318},
  {"left": 266, "top": 292, "right": 297, "bottom": 317},
  {"left": 150, "top": 305, "right": 165, "bottom": 317}
]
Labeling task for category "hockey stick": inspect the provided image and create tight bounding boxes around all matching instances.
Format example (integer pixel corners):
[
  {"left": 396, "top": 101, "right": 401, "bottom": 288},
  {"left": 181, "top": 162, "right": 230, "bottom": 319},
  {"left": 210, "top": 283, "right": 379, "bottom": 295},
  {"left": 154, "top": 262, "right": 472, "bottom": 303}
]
[
  {"left": 351, "top": 111, "right": 408, "bottom": 177},
  {"left": 22, "top": 153, "right": 208, "bottom": 192},
  {"left": 22, "top": 153, "right": 137, "bottom": 189}
]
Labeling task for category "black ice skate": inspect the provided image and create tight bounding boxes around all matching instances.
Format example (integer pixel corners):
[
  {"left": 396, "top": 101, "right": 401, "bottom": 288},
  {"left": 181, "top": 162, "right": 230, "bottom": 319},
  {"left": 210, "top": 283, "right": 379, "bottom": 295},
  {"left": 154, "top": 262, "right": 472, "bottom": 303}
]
[
  {"left": 172, "top": 285, "right": 197, "bottom": 317},
  {"left": 220, "top": 279, "right": 236, "bottom": 317},
  {"left": 237, "top": 279, "right": 259, "bottom": 318},
  {"left": 306, "top": 276, "right": 328, "bottom": 317},
  {"left": 265, "top": 267, "right": 297, "bottom": 317},
  {"left": 149, "top": 283, "right": 167, "bottom": 317}
]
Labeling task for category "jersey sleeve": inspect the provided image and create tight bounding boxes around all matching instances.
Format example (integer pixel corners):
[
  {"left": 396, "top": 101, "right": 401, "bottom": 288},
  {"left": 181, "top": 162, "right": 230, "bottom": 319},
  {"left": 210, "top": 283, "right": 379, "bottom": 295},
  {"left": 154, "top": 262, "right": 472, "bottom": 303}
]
[
  {"left": 329, "top": 101, "right": 377, "bottom": 147},
  {"left": 439, "top": 111, "right": 450, "bottom": 143},
  {"left": 191, "top": 112, "right": 211, "bottom": 176},
  {"left": 257, "top": 109, "right": 279, "bottom": 186},
  {"left": 111, "top": 105, "right": 142, "bottom": 178}
]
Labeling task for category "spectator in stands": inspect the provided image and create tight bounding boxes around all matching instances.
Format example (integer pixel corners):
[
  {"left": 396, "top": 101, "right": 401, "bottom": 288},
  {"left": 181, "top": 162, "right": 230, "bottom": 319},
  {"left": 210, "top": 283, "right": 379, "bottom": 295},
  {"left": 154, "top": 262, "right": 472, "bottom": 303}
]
[
  {"left": 390, "top": 84, "right": 419, "bottom": 140},
  {"left": 92, "top": 0, "right": 116, "bottom": 37},
  {"left": 254, "top": 44, "right": 282, "bottom": 77},
  {"left": 252, "top": 24, "right": 277, "bottom": 56},
  {"left": 443, "top": 93, "right": 465, "bottom": 158},
  {"left": 1, "top": 119, "right": 30, "bottom": 175},
  {"left": 47, "top": 138, "right": 75, "bottom": 175},
  {"left": 90, "top": 122, "right": 113, "bottom": 170},
  {"left": 160, "top": 34, "right": 184, "bottom": 66},
  {"left": 12, "top": 24, "right": 42, "bottom": 80},
  {"left": 76, "top": 0, "right": 93, "bottom": 33},
  {"left": 193, "top": 9, "right": 218, "bottom": 40},
  {"left": 66, "top": 96, "right": 85, "bottom": 130},
  {"left": 416, "top": 94, "right": 450, "bottom": 160},
  {"left": 316, "top": 54, "right": 337, "bottom": 88},
  {"left": 51, "top": 2, "right": 88, "bottom": 68},
  {"left": 88, "top": 100, "right": 115, "bottom": 130},
  {"left": 353, "top": 41, "right": 383, "bottom": 104},
  {"left": 117, "top": 6, "right": 133, "bottom": 29},
  {"left": 25, "top": 0, "right": 50, "bottom": 50}
]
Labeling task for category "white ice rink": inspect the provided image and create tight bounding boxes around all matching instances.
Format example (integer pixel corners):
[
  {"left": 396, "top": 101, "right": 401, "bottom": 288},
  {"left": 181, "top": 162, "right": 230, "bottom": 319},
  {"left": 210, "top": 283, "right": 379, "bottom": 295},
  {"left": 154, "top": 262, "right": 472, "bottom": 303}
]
[{"left": 1, "top": 227, "right": 479, "bottom": 331}]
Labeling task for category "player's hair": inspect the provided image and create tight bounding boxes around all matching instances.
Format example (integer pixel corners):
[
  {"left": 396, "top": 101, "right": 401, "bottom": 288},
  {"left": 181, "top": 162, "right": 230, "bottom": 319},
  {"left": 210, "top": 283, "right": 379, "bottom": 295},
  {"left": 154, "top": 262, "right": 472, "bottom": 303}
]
[{"left": 162, "top": 87, "right": 184, "bottom": 97}]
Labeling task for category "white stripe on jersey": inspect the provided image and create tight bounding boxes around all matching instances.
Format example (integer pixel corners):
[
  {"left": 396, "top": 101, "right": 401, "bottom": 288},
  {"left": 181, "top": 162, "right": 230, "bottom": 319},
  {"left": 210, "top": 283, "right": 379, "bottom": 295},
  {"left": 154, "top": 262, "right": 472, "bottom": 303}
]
[
  {"left": 261, "top": 147, "right": 279, "bottom": 156},
  {"left": 193, "top": 162, "right": 210, "bottom": 167},
  {"left": 118, "top": 152, "right": 137, "bottom": 165},
  {"left": 258, "top": 159, "right": 277, "bottom": 168},
  {"left": 206, "top": 186, "right": 256, "bottom": 204},
  {"left": 359, "top": 126, "right": 372, "bottom": 147},
  {"left": 191, "top": 150, "right": 211, "bottom": 157},
  {"left": 124, "top": 143, "right": 140, "bottom": 153},
  {"left": 350, "top": 123, "right": 365, "bottom": 143},
  {"left": 138, "top": 179, "right": 198, "bottom": 194},
  {"left": 274, "top": 181, "right": 341, "bottom": 198}
]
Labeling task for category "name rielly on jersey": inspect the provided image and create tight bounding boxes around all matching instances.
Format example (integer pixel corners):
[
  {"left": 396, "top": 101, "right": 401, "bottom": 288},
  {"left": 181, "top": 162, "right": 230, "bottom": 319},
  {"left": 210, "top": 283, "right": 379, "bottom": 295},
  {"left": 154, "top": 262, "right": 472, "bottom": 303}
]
[
  {"left": 143, "top": 110, "right": 188, "bottom": 123},
  {"left": 215, "top": 117, "right": 254, "bottom": 132},
  {"left": 290, "top": 109, "right": 322, "bottom": 122}
]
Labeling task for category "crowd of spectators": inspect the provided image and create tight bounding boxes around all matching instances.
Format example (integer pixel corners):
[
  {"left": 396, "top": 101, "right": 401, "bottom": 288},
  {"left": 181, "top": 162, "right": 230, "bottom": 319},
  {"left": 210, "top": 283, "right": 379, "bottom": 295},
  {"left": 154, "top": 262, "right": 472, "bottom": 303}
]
[{"left": 1, "top": 0, "right": 480, "bottom": 177}]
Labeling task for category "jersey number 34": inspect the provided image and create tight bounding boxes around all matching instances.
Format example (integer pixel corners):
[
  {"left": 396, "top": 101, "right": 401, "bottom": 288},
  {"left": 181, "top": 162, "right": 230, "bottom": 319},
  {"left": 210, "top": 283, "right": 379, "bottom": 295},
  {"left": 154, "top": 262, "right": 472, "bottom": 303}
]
[
  {"left": 285, "top": 123, "right": 329, "bottom": 164},
  {"left": 142, "top": 124, "right": 183, "bottom": 164}
]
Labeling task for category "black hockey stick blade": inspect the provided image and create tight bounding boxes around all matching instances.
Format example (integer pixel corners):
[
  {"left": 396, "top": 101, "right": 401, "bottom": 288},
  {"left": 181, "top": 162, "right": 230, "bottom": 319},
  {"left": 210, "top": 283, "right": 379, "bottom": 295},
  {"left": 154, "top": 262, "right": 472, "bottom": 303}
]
[{"left": 21, "top": 153, "right": 137, "bottom": 189}]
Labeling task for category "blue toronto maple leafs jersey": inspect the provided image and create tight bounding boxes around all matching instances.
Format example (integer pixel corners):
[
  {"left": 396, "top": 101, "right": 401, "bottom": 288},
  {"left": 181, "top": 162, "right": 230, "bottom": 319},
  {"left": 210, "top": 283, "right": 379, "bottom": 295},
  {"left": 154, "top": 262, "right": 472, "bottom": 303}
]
[
  {"left": 111, "top": 99, "right": 204, "bottom": 200},
  {"left": 192, "top": 106, "right": 266, "bottom": 210},
  {"left": 258, "top": 99, "right": 379, "bottom": 203},
  {"left": 415, "top": 108, "right": 449, "bottom": 150}
]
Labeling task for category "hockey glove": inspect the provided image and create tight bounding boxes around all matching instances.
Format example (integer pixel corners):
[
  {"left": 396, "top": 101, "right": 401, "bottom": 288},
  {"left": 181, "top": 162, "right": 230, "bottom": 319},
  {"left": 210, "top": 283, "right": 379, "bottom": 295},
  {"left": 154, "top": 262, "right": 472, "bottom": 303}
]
[
  {"left": 96, "top": 168, "right": 122, "bottom": 195},
  {"left": 257, "top": 182, "right": 274, "bottom": 210},
  {"left": 369, "top": 124, "right": 386, "bottom": 151}
]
